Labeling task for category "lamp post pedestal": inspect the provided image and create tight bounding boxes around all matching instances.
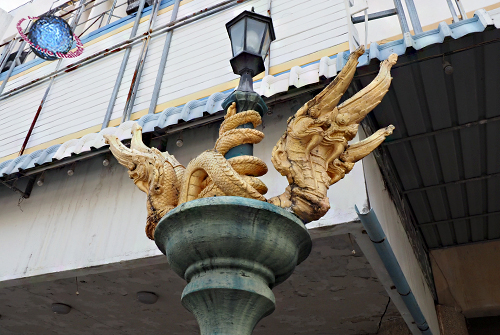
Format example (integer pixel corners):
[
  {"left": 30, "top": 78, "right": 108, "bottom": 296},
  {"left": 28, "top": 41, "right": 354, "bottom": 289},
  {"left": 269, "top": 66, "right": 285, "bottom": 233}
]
[{"left": 154, "top": 196, "right": 312, "bottom": 335}]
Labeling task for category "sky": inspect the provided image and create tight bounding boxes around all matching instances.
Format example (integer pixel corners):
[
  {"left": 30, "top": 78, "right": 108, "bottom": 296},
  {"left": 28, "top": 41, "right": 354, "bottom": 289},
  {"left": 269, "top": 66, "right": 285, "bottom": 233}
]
[{"left": 0, "top": 0, "right": 31, "bottom": 12}]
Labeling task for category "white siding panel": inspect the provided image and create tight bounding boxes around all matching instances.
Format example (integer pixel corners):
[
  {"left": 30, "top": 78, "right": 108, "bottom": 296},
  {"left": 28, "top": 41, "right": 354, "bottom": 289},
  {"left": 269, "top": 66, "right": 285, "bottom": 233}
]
[
  {"left": 109, "top": 45, "right": 143, "bottom": 120},
  {"left": 269, "top": 0, "right": 347, "bottom": 66},
  {"left": 154, "top": 3, "right": 177, "bottom": 27},
  {"left": 271, "top": 31, "right": 348, "bottom": 66},
  {"left": 25, "top": 52, "right": 125, "bottom": 149},
  {"left": 124, "top": 0, "right": 268, "bottom": 113},
  {"left": 270, "top": 5, "right": 346, "bottom": 53},
  {"left": 128, "top": 34, "right": 166, "bottom": 113},
  {"left": 1, "top": 88, "right": 50, "bottom": 132},
  {"left": 151, "top": 0, "right": 267, "bottom": 109},
  {"left": 0, "top": 85, "right": 47, "bottom": 158},
  {"left": 176, "top": 0, "right": 226, "bottom": 18},
  {"left": 2, "top": 61, "right": 59, "bottom": 93},
  {"left": 150, "top": 0, "right": 348, "bottom": 109}
]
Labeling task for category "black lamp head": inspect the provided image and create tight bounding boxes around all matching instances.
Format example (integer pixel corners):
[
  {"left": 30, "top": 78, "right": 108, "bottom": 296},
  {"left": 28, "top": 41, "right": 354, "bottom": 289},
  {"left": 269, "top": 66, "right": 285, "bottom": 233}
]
[{"left": 226, "top": 10, "right": 276, "bottom": 77}]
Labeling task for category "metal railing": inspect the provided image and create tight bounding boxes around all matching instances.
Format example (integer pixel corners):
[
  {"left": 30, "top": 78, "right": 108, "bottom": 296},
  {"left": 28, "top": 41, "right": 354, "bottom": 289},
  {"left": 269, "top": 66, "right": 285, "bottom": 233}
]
[
  {"left": 18, "top": 0, "right": 89, "bottom": 156},
  {"left": 75, "top": 0, "right": 128, "bottom": 33},
  {"left": 346, "top": 0, "right": 470, "bottom": 52},
  {"left": 0, "top": 0, "right": 248, "bottom": 101},
  {"left": 0, "top": 0, "right": 251, "bottom": 160},
  {"left": 447, "top": 0, "right": 468, "bottom": 21},
  {"left": 0, "top": 0, "right": 128, "bottom": 76}
]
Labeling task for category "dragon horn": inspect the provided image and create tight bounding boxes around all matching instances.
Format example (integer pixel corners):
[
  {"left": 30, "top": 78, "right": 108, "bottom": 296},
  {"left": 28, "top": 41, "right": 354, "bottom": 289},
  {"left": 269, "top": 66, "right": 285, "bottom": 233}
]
[
  {"left": 340, "top": 125, "right": 395, "bottom": 163},
  {"left": 104, "top": 134, "right": 138, "bottom": 171},
  {"left": 312, "top": 46, "right": 365, "bottom": 114},
  {"left": 337, "top": 53, "right": 398, "bottom": 125},
  {"left": 130, "top": 123, "right": 151, "bottom": 154}
]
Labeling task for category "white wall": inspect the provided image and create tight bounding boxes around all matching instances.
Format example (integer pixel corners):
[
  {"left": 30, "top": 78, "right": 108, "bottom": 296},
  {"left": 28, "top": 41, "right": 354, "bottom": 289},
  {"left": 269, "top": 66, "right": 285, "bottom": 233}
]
[
  {"left": 125, "top": 0, "right": 348, "bottom": 117},
  {"left": 28, "top": 51, "right": 125, "bottom": 146},
  {"left": 0, "top": 0, "right": 53, "bottom": 44},
  {"left": 0, "top": 84, "right": 48, "bottom": 158},
  {"left": 0, "top": 155, "right": 159, "bottom": 286},
  {"left": 6, "top": 0, "right": 497, "bottom": 191},
  {"left": 0, "top": 8, "right": 13, "bottom": 42},
  {"left": 360, "top": 129, "right": 440, "bottom": 335},
  {"left": 269, "top": 0, "right": 347, "bottom": 67}
]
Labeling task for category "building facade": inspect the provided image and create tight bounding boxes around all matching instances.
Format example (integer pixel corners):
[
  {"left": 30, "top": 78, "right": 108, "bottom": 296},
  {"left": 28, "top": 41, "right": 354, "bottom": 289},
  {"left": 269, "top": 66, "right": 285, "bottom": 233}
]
[{"left": 0, "top": 0, "right": 499, "bottom": 334}]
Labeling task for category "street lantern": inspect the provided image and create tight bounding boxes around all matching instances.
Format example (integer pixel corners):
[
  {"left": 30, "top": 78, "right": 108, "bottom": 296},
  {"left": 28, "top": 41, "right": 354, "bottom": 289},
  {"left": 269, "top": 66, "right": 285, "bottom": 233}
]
[{"left": 226, "top": 10, "right": 276, "bottom": 80}]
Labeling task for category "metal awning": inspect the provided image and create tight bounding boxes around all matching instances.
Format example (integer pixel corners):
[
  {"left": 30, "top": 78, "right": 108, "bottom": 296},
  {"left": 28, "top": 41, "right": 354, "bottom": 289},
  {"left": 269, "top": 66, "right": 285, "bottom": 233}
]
[{"left": 354, "top": 27, "right": 500, "bottom": 249}]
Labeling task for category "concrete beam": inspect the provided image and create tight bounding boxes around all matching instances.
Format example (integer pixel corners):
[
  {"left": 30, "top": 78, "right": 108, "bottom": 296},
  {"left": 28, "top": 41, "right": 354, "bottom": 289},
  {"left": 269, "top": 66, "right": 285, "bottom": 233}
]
[{"left": 431, "top": 241, "right": 500, "bottom": 318}]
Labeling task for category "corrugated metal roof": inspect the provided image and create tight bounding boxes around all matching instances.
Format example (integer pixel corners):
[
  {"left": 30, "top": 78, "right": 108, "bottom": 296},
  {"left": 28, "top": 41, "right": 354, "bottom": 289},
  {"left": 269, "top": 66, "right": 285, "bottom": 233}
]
[
  {"left": 0, "top": 91, "right": 230, "bottom": 177},
  {"left": 354, "top": 10, "right": 500, "bottom": 249},
  {"left": 1, "top": 9, "right": 497, "bottom": 183}
]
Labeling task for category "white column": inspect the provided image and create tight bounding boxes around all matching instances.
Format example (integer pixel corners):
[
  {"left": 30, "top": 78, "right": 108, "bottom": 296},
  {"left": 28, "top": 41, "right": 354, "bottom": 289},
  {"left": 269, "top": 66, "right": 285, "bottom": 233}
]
[{"left": 83, "top": 0, "right": 113, "bottom": 34}]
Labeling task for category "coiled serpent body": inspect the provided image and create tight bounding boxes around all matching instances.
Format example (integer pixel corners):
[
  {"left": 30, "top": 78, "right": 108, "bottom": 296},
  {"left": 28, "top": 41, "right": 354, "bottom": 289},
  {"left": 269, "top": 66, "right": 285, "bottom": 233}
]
[{"left": 179, "top": 103, "right": 268, "bottom": 204}]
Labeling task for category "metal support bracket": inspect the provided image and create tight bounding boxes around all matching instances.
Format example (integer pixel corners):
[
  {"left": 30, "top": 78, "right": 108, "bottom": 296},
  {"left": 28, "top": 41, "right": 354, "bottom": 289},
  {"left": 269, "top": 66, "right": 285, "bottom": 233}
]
[{"left": 0, "top": 175, "right": 36, "bottom": 199}]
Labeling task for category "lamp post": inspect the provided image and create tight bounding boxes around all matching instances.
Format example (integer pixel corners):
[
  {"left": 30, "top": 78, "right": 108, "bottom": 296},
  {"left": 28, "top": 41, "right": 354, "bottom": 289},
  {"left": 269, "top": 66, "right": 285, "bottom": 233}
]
[
  {"left": 105, "top": 7, "right": 398, "bottom": 333},
  {"left": 153, "top": 10, "right": 311, "bottom": 335},
  {"left": 222, "top": 10, "right": 275, "bottom": 158}
]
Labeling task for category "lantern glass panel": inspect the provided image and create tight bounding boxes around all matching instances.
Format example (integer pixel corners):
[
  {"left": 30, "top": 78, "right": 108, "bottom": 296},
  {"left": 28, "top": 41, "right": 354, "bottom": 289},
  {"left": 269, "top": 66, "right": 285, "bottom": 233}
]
[
  {"left": 229, "top": 19, "right": 245, "bottom": 56},
  {"left": 246, "top": 19, "right": 267, "bottom": 55},
  {"left": 260, "top": 26, "right": 271, "bottom": 57}
]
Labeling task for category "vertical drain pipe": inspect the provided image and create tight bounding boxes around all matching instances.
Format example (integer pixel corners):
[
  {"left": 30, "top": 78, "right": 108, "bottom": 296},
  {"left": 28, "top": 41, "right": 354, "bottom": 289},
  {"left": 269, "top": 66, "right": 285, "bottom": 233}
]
[
  {"left": 147, "top": 0, "right": 181, "bottom": 114},
  {"left": 101, "top": 0, "right": 147, "bottom": 129},
  {"left": 403, "top": 0, "right": 422, "bottom": 34},
  {"left": 18, "top": 0, "right": 88, "bottom": 156},
  {"left": 122, "top": 0, "right": 162, "bottom": 122},
  {"left": 355, "top": 206, "right": 433, "bottom": 335}
]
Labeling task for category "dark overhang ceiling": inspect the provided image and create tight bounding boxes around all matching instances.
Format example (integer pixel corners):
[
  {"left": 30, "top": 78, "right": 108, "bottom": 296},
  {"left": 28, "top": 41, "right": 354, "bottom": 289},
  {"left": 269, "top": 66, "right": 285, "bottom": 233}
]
[{"left": 354, "top": 27, "right": 500, "bottom": 249}]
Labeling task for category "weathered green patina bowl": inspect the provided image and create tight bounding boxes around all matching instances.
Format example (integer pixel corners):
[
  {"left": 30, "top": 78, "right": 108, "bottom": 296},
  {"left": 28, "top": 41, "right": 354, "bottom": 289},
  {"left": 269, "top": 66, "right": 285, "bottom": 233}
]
[{"left": 154, "top": 196, "right": 312, "bottom": 335}]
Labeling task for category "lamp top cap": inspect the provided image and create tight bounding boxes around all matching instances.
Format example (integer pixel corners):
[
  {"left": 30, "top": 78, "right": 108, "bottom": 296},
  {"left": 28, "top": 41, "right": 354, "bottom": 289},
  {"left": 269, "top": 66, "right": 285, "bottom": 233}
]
[{"left": 225, "top": 10, "right": 276, "bottom": 41}]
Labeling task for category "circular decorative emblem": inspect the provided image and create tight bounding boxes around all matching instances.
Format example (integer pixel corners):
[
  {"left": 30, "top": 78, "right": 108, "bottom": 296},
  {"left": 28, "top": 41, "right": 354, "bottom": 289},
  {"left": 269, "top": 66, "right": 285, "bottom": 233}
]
[{"left": 17, "top": 15, "right": 84, "bottom": 61}]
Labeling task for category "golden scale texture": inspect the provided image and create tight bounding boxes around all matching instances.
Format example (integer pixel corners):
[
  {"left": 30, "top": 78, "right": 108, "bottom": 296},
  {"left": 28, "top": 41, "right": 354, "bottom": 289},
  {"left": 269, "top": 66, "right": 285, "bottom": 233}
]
[{"left": 104, "top": 46, "right": 397, "bottom": 239}]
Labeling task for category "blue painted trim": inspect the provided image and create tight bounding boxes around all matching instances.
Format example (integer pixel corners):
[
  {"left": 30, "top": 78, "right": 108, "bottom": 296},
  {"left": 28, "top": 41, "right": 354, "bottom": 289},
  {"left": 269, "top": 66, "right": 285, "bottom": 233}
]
[{"left": 0, "top": 0, "right": 180, "bottom": 81}]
